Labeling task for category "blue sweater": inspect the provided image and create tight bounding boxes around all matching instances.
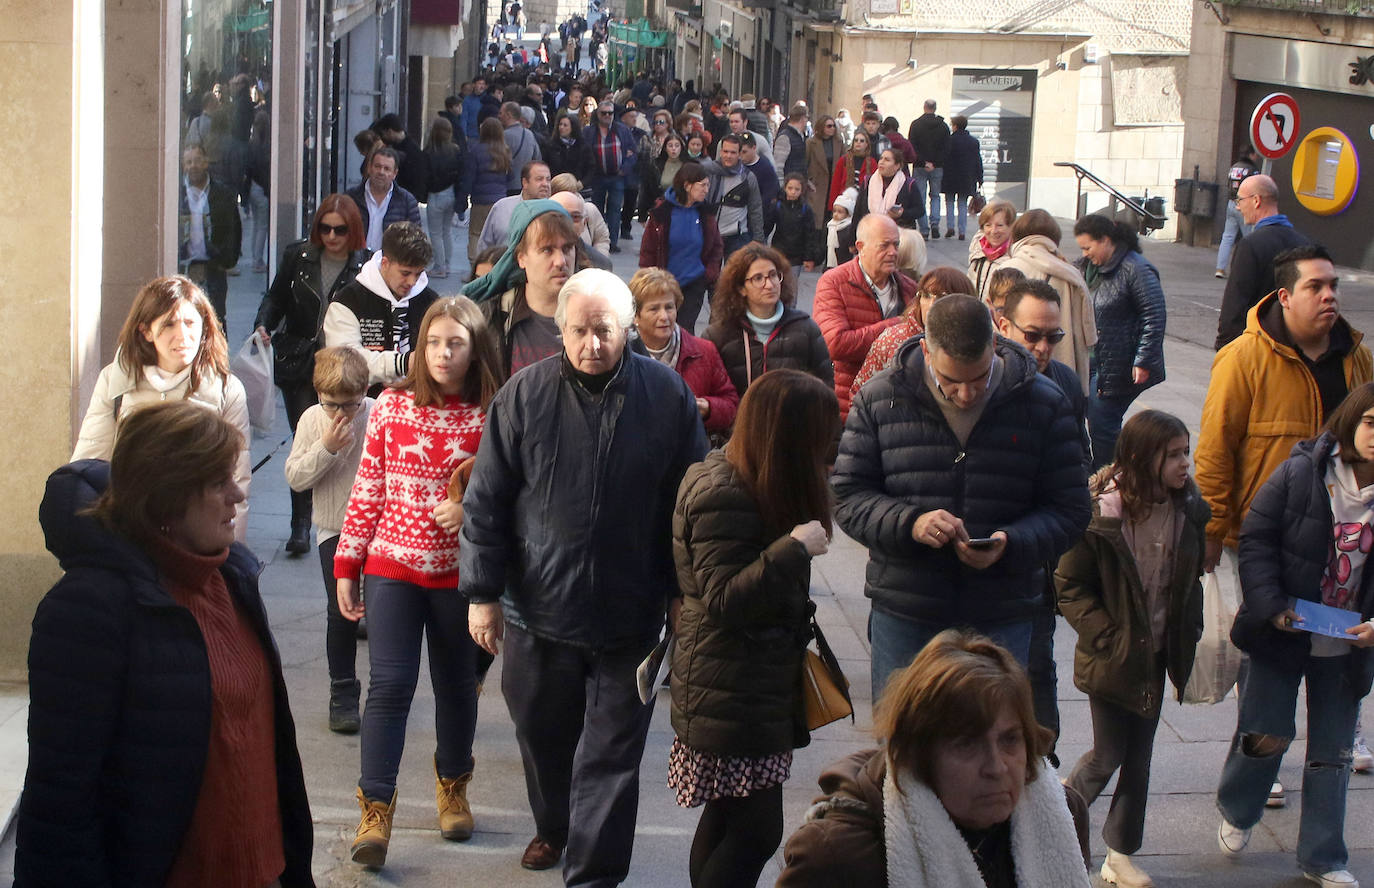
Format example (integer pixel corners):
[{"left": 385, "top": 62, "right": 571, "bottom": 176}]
[{"left": 665, "top": 194, "right": 706, "bottom": 285}]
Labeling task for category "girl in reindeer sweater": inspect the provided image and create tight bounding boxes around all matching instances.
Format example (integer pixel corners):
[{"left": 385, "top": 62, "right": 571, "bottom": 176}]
[{"left": 334, "top": 296, "right": 502, "bottom": 870}]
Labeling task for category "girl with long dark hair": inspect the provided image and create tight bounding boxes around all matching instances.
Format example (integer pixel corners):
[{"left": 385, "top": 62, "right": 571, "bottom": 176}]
[
  {"left": 1057, "top": 409, "right": 1208, "bottom": 888},
  {"left": 335, "top": 296, "right": 503, "bottom": 869},
  {"left": 669, "top": 369, "right": 841, "bottom": 888}
]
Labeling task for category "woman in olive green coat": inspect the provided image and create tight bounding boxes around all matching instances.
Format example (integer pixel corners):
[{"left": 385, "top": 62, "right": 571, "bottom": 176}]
[
  {"left": 1055, "top": 409, "right": 1209, "bottom": 888},
  {"left": 669, "top": 369, "right": 840, "bottom": 888}
]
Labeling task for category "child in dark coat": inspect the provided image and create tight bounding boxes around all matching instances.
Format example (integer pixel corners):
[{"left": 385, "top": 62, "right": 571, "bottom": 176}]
[{"left": 773, "top": 173, "right": 816, "bottom": 280}]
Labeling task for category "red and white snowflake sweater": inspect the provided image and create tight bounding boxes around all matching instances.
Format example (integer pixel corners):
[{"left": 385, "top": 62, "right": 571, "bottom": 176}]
[{"left": 334, "top": 388, "right": 485, "bottom": 589}]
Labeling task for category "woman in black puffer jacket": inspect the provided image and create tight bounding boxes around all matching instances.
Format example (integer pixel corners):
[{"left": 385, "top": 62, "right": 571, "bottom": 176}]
[
  {"left": 1218, "top": 390, "right": 1374, "bottom": 884},
  {"left": 703, "top": 243, "right": 834, "bottom": 400},
  {"left": 19, "top": 405, "right": 314, "bottom": 888},
  {"left": 254, "top": 194, "right": 369, "bottom": 551},
  {"left": 1073, "top": 214, "right": 1166, "bottom": 470},
  {"left": 670, "top": 369, "right": 840, "bottom": 888}
]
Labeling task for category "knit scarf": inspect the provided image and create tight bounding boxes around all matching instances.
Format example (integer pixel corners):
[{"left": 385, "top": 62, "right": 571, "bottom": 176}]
[
  {"left": 827, "top": 216, "right": 853, "bottom": 267},
  {"left": 642, "top": 324, "right": 682, "bottom": 369},
  {"left": 883, "top": 759, "right": 1089, "bottom": 888},
  {"left": 868, "top": 170, "right": 907, "bottom": 217},
  {"left": 978, "top": 236, "right": 1010, "bottom": 262}
]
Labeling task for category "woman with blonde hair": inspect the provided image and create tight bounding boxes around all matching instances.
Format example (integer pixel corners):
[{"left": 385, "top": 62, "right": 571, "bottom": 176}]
[
  {"left": 1002, "top": 208, "right": 1096, "bottom": 395},
  {"left": 74, "top": 275, "right": 251, "bottom": 541},
  {"left": 336, "top": 296, "right": 503, "bottom": 869},
  {"left": 967, "top": 199, "right": 1016, "bottom": 299}
]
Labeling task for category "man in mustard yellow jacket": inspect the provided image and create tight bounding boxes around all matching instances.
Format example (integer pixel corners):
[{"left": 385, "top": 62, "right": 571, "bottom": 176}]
[{"left": 1197, "top": 244, "right": 1371, "bottom": 577}]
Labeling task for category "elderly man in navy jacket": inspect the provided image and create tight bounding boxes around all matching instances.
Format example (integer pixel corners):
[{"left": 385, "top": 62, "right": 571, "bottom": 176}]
[
  {"left": 833, "top": 294, "right": 1090, "bottom": 698},
  {"left": 460, "top": 268, "right": 707, "bottom": 885}
]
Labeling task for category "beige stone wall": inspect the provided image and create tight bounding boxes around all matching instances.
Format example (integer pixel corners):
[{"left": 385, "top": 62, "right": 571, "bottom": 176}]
[{"left": 0, "top": 0, "right": 103, "bottom": 679}]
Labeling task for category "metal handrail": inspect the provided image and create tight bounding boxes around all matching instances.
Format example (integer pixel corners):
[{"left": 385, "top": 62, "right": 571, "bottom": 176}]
[{"left": 1054, "top": 162, "right": 1168, "bottom": 226}]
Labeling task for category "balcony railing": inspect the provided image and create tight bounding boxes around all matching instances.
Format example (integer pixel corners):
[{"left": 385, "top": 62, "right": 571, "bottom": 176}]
[{"left": 1219, "top": 0, "right": 1374, "bottom": 16}]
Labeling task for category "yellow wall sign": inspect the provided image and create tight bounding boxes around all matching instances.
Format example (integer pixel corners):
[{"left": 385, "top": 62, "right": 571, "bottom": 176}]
[{"left": 1290, "top": 126, "right": 1359, "bottom": 216}]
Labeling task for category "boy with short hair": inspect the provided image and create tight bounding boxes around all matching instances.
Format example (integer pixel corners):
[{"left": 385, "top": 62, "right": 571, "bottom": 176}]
[{"left": 284, "top": 346, "right": 375, "bottom": 733}]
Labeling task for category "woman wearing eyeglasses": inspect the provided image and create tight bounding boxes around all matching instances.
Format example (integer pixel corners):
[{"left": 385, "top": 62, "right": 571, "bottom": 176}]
[
  {"left": 704, "top": 243, "right": 834, "bottom": 401},
  {"left": 806, "top": 115, "right": 842, "bottom": 268},
  {"left": 255, "top": 193, "right": 370, "bottom": 553},
  {"left": 1073, "top": 214, "right": 1167, "bottom": 470}
]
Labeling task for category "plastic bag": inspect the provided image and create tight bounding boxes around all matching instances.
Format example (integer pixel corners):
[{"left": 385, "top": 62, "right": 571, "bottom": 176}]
[
  {"left": 1182, "top": 565, "right": 1244, "bottom": 704},
  {"left": 231, "top": 333, "right": 276, "bottom": 436}
]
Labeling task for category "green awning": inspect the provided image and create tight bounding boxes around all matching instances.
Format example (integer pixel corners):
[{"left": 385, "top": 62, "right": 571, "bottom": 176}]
[{"left": 608, "top": 19, "right": 672, "bottom": 48}]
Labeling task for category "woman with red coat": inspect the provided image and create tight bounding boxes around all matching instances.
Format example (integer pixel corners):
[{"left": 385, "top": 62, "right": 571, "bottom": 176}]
[
  {"left": 828, "top": 130, "right": 877, "bottom": 217},
  {"left": 639, "top": 162, "right": 724, "bottom": 334},
  {"left": 630, "top": 267, "right": 739, "bottom": 442}
]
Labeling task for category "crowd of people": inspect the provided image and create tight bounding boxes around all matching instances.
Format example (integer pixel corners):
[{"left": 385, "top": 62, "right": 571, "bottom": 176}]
[{"left": 18, "top": 68, "right": 1374, "bottom": 888}]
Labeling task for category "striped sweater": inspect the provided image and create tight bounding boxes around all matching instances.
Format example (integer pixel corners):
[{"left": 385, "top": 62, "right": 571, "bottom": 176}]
[{"left": 334, "top": 388, "right": 485, "bottom": 588}]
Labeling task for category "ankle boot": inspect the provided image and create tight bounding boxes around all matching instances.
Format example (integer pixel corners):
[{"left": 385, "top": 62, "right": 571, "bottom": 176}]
[
  {"left": 351, "top": 788, "right": 397, "bottom": 868},
  {"left": 286, "top": 490, "right": 312, "bottom": 555},
  {"left": 435, "top": 758, "right": 475, "bottom": 840},
  {"left": 329, "top": 678, "right": 361, "bottom": 734}
]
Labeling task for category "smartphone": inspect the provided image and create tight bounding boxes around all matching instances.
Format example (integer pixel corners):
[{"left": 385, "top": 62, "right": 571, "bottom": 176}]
[{"left": 965, "top": 537, "right": 998, "bottom": 549}]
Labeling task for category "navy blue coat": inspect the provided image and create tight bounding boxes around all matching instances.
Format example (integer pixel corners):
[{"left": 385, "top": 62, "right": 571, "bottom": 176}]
[
  {"left": 1077, "top": 248, "right": 1166, "bottom": 398},
  {"left": 1235, "top": 433, "right": 1374, "bottom": 695},
  {"left": 17, "top": 461, "right": 314, "bottom": 888},
  {"left": 459, "top": 352, "right": 708, "bottom": 650},
  {"left": 940, "top": 129, "right": 983, "bottom": 196},
  {"left": 832, "top": 336, "right": 1091, "bottom": 624},
  {"left": 345, "top": 182, "right": 422, "bottom": 235}
]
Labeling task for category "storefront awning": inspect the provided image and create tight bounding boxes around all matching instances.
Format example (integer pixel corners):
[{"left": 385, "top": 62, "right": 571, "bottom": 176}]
[{"left": 609, "top": 19, "right": 673, "bottom": 48}]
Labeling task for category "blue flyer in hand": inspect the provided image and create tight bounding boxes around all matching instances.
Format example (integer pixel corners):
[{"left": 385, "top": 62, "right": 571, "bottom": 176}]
[{"left": 1290, "top": 597, "right": 1363, "bottom": 640}]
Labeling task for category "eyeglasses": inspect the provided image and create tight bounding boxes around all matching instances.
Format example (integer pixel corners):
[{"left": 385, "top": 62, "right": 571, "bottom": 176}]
[
  {"left": 745, "top": 270, "right": 782, "bottom": 287},
  {"left": 599, "top": 110, "right": 613, "bottom": 116},
  {"left": 1005, "top": 316, "right": 1066, "bottom": 345},
  {"left": 319, "top": 223, "right": 349, "bottom": 236},
  {"left": 824, "top": 123, "right": 835, "bottom": 128},
  {"left": 320, "top": 397, "right": 364, "bottom": 413}
]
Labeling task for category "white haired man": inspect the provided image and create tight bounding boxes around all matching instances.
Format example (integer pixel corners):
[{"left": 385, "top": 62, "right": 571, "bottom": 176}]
[{"left": 459, "top": 269, "right": 708, "bottom": 882}]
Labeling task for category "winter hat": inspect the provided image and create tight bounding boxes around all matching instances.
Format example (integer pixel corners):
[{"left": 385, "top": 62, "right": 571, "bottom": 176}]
[
  {"left": 462, "top": 199, "right": 571, "bottom": 303},
  {"left": 833, "top": 187, "right": 859, "bottom": 216}
]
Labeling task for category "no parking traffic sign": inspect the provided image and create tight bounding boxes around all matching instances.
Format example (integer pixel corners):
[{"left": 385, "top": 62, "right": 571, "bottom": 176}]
[{"left": 1250, "top": 92, "right": 1301, "bottom": 160}]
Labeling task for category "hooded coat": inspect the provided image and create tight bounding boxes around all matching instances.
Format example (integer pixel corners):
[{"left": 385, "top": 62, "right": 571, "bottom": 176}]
[
  {"left": 17, "top": 461, "right": 314, "bottom": 888},
  {"left": 833, "top": 336, "right": 1091, "bottom": 625},
  {"left": 323, "top": 251, "right": 439, "bottom": 387},
  {"left": 1056, "top": 479, "right": 1209, "bottom": 716}
]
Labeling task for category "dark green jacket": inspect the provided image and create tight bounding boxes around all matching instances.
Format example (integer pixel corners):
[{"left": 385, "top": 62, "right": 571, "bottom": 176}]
[
  {"left": 670, "top": 451, "right": 814, "bottom": 756},
  {"left": 1055, "top": 480, "right": 1210, "bottom": 716}
]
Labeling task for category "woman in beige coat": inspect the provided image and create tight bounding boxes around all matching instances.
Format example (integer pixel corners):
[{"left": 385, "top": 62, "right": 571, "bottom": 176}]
[
  {"left": 1002, "top": 209, "right": 1096, "bottom": 395},
  {"left": 805, "top": 116, "right": 843, "bottom": 265}
]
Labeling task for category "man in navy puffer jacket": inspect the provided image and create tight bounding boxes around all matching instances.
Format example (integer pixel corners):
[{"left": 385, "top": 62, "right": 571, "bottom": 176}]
[{"left": 833, "top": 294, "right": 1090, "bottom": 698}]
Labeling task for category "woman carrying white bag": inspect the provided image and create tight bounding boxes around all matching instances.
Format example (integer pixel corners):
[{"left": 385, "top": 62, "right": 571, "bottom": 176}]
[{"left": 73, "top": 276, "right": 251, "bottom": 541}]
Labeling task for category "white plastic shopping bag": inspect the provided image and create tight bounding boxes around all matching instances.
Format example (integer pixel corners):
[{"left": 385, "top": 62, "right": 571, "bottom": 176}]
[
  {"left": 1182, "top": 554, "right": 1244, "bottom": 704},
  {"left": 231, "top": 333, "right": 276, "bottom": 436}
]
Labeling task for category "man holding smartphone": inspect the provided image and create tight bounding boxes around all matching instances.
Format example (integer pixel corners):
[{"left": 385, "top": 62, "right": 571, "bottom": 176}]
[{"left": 833, "top": 294, "right": 1091, "bottom": 698}]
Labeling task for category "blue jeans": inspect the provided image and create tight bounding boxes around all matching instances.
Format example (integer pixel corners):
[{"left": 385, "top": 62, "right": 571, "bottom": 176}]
[
  {"left": 722, "top": 231, "right": 753, "bottom": 259},
  {"left": 943, "top": 192, "right": 971, "bottom": 237},
  {"left": 909, "top": 167, "right": 944, "bottom": 234},
  {"left": 358, "top": 576, "right": 478, "bottom": 800},
  {"left": 869, "top": 607, "right": 1033, "bottom": 700},
  {"left": 1216, "top": 199, "right": 1253, "bottom": 272},
  {"left": 1216, "top": 653, "right": 1363, "bottom": 875},
  {"left": 590, "top": 175, "right": 626, "bottom": 248},
  {"left": 1087, "top": 372, "right": 1139, "bottom": 470},
  {"left": 425, "top": 187, "right": 456, "bottom": 274}
]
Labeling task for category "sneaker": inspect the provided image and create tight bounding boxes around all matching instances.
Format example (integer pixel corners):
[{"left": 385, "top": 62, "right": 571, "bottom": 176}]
[
  {"left": 1215, "top": 269, "right": 1226, "bottom": 278},
  {"left": 1218, "top": 818, "right": 1251, "bottom": 857},
  {"left": 1354, "top": 737, "right": 1373, "bottom": 773},
  {"left": 929, "top": 229, "right": 941, "bottom": 240},
  {"left": 1267, "top": 781, "right": 1286, "bottom": 808},
  {"left": 1101, "top": 849, "right": 1153, "bottom": 887},
  {"left": 1304, "top": 871, "right": 1359, "bottom": 887}
]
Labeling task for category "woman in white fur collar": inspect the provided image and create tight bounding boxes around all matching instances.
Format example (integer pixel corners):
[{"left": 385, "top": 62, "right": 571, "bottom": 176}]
[{"left": 776, "top": 630, "right": 1091, "bottom": 888}]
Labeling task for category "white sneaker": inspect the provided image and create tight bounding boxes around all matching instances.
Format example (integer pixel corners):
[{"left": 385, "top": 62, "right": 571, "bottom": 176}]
[
  {"left": 1354, "top": 737, "right": 1373, "bottom": 773},
  {"left": 1101, "top": 849, "right": 1153, "bottom": 887},
  {"left": 1304, "top": 870, "right": 1359, "bottom": 887},
  {"left": 1267, "top": 781, "right": 1286, "bottom": 808},
  {"left": 1218, "top": 818, "right": 1251, "bottom": 857}
]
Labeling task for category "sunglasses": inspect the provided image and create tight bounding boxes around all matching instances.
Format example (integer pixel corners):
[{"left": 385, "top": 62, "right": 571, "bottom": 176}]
[
  {"left": 1006, "top": 316, "right": 1066, "bottom": 345},
  {"left": 319, "top": 223, "right": 349, "bottom": 236}
]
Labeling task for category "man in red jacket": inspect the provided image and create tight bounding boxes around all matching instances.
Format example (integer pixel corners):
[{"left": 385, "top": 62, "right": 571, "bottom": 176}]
[{"left": 813, "top": 214, "right": 918, "bottom": 419}]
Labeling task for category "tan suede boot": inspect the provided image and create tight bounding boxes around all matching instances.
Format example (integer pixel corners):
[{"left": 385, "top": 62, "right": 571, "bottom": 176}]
[
  {"left": 435, "top": 760, "right": 475, "bottom": 841},
  {"left": 351, "top": 788, "right": 397, "bottom": 868}
]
